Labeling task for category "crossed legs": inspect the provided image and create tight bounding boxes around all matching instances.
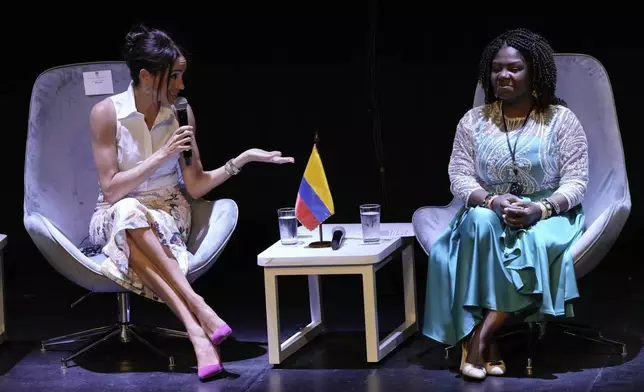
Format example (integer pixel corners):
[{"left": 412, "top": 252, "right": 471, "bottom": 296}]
[
  {"left": 125, "top": 227, "right": 227, "bottom": 371},
  {"left": 465, "top": 310, "right": 509, "bottom": 367}
]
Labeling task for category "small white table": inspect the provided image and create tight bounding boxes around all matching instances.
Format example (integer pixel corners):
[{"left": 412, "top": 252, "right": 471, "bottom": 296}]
[
  {"left": 0, "top": 234, "right": 6, "bottom": 345},
  {"left": 257, "top": 223, "right": 417, "bottom": 364}
]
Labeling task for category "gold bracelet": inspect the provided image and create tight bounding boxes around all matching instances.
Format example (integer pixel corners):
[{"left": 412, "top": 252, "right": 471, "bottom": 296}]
[
  {"left": 480, "top": 193, "right": 495, "bottom": 208},
  {"left": 537, "top": 201, "right": 547, "bottom": 220},
  {"left": 540, "top": 199, "right": 553, "bottom": 218}
]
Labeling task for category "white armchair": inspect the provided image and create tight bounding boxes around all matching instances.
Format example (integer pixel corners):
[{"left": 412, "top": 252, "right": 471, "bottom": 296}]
[
  {"left": 412, "top": 53, "right": 631, "bottom": 374},
  {"left": 23, "top": 61, "right": 239, "bottom": 368}
]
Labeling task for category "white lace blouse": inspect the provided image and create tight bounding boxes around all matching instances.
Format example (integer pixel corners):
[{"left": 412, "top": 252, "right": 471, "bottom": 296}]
[{"left": 448, "top": 101, "right": 589, "bottom": 211}]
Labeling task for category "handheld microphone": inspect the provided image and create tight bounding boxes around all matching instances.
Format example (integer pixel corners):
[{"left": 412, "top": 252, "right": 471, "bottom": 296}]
[
  {"left": 331, "top": 226, "right": 346, "bottom": 250},
  {"left": 174, "top": 97, "right": 191, "bottom": 165}
]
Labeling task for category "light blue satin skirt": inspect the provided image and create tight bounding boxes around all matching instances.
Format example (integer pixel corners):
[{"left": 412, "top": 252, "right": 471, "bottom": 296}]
[{"left": 421, "top": 191, "right": 584, "bottom": 346}]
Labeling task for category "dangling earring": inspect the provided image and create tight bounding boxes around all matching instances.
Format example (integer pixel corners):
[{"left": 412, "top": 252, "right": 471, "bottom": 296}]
[
  {"left": 532, "top": 89, "right": 538, "bottom": 99},
  {"left": 143, "top": 85, "right": 153, "bottom": 95}
]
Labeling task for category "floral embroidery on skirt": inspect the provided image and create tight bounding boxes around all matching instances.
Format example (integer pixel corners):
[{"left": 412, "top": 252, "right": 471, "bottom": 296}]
[{"left": 88, "top": 186, "right": 192, "bottom": 302}]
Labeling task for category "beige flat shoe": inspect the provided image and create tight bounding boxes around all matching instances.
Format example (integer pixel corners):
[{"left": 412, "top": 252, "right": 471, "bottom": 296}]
[
  {"left": 460, "top": 340, "right": 486, "bottom": 380},
  {"left": 485, "top": 360, "right": 506, "bottom": 376}
]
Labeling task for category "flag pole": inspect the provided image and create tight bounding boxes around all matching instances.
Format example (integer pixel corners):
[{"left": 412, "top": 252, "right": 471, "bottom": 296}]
[{"left": 309, "top": 130, "right": 332, "bottom": 249}]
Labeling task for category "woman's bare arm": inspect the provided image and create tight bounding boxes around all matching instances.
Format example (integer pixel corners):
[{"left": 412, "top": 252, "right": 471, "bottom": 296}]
[{"left": 89, "top": 99, "right": 191, "bottom": 204}]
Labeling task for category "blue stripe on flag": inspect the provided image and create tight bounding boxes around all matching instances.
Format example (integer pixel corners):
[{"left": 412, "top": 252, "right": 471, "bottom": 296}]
[{"left": 298, "top": 178, "right": 331, "bottom": 223}]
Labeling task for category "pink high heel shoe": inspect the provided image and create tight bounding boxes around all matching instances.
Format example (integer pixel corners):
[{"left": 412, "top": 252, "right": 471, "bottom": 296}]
[
  {"left": 198, "top": 363, "right": 223, "bottom": 381},
  {"left": 210, "top": 324, "right": 232, "bottom": 345},
  {"left": 198, "top": 345, "right": 225, "bottom": 381}
]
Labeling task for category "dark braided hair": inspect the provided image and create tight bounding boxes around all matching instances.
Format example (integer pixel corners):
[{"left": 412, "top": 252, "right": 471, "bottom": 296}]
[{"left": 478, "top": 28, "right": 566, "bottom": 111}]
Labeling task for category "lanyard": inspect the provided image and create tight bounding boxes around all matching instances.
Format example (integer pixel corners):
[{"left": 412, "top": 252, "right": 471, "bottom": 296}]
[{"left": 501, "top": 102, "right": 533, "bottom": 196}]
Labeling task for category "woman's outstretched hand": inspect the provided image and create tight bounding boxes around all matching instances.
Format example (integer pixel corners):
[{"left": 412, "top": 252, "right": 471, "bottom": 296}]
[{"left": 240, "top": 148, "right": 295, "bottom": 165}]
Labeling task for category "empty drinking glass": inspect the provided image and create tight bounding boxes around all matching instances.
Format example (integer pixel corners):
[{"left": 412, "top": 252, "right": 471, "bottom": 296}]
[
  {"left": 360, "top": 204, "right": 380, "bottom": 243},
  {"left": 277, "top": 207, "right": 298, "bottom": 245}
]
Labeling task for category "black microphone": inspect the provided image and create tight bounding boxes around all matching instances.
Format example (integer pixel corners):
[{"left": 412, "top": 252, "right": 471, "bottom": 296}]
[
  {"left": 331, "top": 226, "right": 346, "bottom": 250},
  {"left": 174, "top": 97, "right": 191, "bottom": 165}
]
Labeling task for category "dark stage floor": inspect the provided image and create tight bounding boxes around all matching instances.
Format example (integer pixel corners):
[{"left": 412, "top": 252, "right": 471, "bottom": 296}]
[{"left": 0, "top": 222, "right": 642, "bottom": 391}]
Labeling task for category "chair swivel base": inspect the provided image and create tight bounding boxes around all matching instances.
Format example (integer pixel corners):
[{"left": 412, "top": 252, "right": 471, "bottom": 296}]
[
  {"left": 40, "top": 322, "right": 189, "bottom": 368},
  {"left": 40, "top": 292, "right": 189, "bottom": 369},
  {"left": 498, "top": 321, "right": 627, "bottom": 376}
]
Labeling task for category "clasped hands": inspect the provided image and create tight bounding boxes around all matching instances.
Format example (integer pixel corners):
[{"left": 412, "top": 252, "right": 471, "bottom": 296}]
[{"left": 491, "top": 194, "right": 542, "bottom": 229}]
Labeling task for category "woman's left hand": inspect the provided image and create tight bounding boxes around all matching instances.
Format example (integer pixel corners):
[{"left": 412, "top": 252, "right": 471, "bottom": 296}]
[
  {"left": 241, "top": 148, "right": 295, "bottom": 165},
  {"left": 502, "top": 201, "right": 542, "bottom": 229}
]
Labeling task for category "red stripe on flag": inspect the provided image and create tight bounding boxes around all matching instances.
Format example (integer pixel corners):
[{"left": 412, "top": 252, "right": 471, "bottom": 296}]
[{"left": 295, "top": 194, "right": 321, "bottom": 231}]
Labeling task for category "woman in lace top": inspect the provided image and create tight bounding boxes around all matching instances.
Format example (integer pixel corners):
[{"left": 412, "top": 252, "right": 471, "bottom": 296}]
[{"left": 421, "top": 28, "right": 588, "bottom": 381}]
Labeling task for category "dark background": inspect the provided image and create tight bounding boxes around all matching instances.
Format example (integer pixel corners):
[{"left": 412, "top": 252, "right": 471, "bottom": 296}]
[{"left": 1, "top": 11, "right": 640, "bottom": 340}]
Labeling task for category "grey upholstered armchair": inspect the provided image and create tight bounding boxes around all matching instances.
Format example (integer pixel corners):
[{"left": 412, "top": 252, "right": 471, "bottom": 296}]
[
  {"left": 23, "top": 62, "right": 239, "bottom": 368},
  {"left": 412, "top": 53, "right": 631, "bottom": 374}
]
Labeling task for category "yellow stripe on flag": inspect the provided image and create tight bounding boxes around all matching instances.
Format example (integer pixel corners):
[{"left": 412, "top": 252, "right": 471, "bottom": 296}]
[{"left": 303, "top": 145, "right": 334, "bottom": 213}]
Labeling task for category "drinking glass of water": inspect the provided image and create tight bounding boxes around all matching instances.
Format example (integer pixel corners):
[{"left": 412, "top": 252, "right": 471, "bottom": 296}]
[
  {"left": 360, "top": 204, "right": 381, "bottom": 243},
  {"left": 277, "top": 207, "right": 298, "bottom": 245}
]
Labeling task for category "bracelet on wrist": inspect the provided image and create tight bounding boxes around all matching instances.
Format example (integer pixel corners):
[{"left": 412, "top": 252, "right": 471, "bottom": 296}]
[
  {"left": 489, "top": 195, "right": 498, "bottom": 210},
  {"left": 544, "top": 197, "right": 561, "bottom": 215},
  {"left": 224, "top": 158, "right": 241, "bottom": 176},
  {"left": 480, "top": 193, "right": 495, "bottom": 209},
  {"left": 537, "top": 201, "right": 548, "bottom": 220},
  {"left": 539, "top": 199, "right": 554, "bottom": 219}
]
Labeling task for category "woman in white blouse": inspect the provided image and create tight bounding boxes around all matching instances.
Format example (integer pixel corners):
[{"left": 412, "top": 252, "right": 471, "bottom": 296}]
[{"left": 87, "top": 24, "right": 294, "bottom": 381}]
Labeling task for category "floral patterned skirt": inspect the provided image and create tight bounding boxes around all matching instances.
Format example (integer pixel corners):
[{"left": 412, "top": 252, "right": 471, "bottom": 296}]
[{"left": 88, "top": 186, "right": 192, "bottom": 302}]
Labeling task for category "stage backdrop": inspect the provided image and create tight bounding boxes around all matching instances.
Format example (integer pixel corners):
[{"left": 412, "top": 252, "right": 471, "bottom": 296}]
[{"left": 3, "top": 13, "right": 640, "bottom": 295}]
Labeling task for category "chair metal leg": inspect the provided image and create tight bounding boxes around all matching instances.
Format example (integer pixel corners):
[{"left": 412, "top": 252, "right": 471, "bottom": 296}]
[
  {"left": 128, "top": 325, "right": 176, "bottom": 367},
  {"left": 134, "top": 324, "right": 189, "bottom": 340},
  {"left": 525, "top": 322, "right": 542, "bottom": 377},
  {"left": 444, "top": 344, "right": 454, "bottom": 359},
  {"left": 41, "top": 325, "right": 115, "bottom": 351},
  {"left": 493, "top": 320, "right": 627, "bottom": 376},
  {"left": 53, "top": 324, "right": 178, "bottom": 368},
  {"left": 497, "top": 323, "right": 531, "bottom": 340},
  {"left": 60, "top": 326, "right": 121, "bottom": 368},
  {"left": 40, "top": 292, "right": 185, "bottom": 368},
  {"left": 550, "top": 322, "right": 627, "bottom": 357}
]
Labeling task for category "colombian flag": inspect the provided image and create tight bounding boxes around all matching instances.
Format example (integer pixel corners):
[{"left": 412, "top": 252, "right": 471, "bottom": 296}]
[{"left": 295, "top": 144, "right": 335, "bottom": 231}]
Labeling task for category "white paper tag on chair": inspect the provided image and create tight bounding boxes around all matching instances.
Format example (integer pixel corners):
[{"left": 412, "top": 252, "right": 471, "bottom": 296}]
[{"left": 83, "top": 70, "right": 114, "bottom": 96}]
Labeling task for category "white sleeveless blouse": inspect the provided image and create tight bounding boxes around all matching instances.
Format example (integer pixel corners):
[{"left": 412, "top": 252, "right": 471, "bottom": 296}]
[{"left": 108, "top": 82, "right": 181, "bottom": 193}]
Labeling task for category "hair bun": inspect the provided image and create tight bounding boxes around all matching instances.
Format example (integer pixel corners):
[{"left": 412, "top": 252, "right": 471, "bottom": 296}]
[{"left": 124, "top": 24, "right": 150, "bottom": 52}]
